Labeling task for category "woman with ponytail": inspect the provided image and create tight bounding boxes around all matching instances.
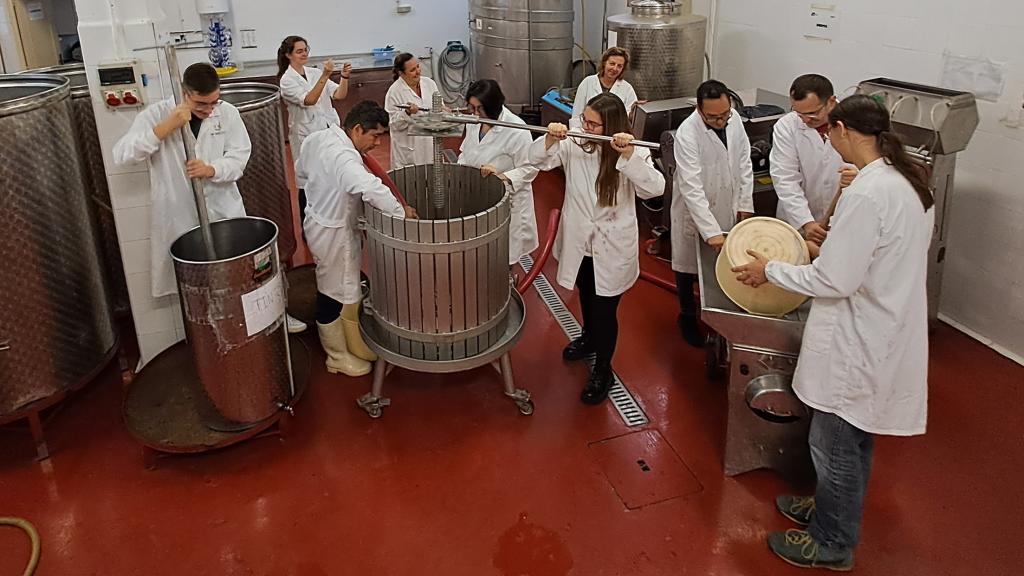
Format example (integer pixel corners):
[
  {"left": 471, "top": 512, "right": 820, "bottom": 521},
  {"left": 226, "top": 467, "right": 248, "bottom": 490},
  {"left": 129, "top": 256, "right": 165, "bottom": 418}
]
[
  {"left": 733, "top": 94, "right": 934, "bottom": 570},
  {"left": 528, "top": 92, "right": 664, "bottom": 405}
]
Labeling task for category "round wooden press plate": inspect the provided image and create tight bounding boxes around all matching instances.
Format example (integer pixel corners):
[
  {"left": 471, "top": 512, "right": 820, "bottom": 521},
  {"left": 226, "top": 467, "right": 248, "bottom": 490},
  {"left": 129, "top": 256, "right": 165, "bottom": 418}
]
[{"left": 715, "top": 217, "right": 810, "bottom": 317}]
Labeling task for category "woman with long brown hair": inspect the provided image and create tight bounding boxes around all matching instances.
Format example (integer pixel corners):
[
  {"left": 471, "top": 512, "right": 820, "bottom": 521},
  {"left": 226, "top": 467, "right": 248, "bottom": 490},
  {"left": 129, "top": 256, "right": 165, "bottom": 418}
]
[
  {"left": 529, "top": 92, "right": 664, "bottom": 404},
  {"left": 383, "top": 52, "right": 440, "bottom": 169},
  {"left": 733, "top": 94, "right": 934, "bottom": 570},
  {"left": 277, "top": 36, "right": 350, "bottom": 158}
]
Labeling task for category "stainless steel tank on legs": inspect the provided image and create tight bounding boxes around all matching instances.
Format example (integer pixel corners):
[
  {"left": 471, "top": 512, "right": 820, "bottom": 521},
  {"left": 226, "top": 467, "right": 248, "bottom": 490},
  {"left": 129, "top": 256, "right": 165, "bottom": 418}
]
[
  {"left": 0, "top": 75, "right": 117, "bottom": 426},
  {"left": 218, "top": 83, "right": 297, "bottom": 264},
  {"left": 19, "top": 63, "right": 130, "bottom": 317},
  {"left": 470, "top": 0, "right": 574, "bottom": 110},
  {"left": 607, "top": 0, "right": 707, "bottom": 101}
]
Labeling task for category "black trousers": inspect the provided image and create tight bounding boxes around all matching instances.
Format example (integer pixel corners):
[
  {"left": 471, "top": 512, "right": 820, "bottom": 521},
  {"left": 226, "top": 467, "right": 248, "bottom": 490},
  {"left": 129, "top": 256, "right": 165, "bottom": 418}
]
[
  {"left": 298, "top": 188, "right": 308, "bottom": 241},
  {"left": 576, "top": 257, "right": 622, "bottom": 368},
  {"left": 315, "top": 292, "right": 343, "bottom": 325},
  {"left": 675, "top": 272, "right": 698, "bottom": 317}
]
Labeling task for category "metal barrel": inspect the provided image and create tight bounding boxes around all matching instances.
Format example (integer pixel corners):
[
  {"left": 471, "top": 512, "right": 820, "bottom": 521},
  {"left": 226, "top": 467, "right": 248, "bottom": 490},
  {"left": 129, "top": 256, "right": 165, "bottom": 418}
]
[
  {"left": 170, "top": 217, "right": 294, "bottom": 429},
  {"left": 0, "top": 74, "right": 117, "bottom": 419},
  {"left": 18, "top": 63, "right": 130, "bottom": 317},
  {"left": 217, "top": 82, "right": 297, "bottom": 264},
  {"left": 363, "top": 164, "right": 512, "bottom": 361}
]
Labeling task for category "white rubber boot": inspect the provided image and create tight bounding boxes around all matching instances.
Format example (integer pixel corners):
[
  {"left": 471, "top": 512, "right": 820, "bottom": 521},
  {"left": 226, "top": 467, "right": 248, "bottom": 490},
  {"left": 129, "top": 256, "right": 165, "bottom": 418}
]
[
  {"left": 317, "top": 317, "right": 371, "bottom": 377},
  {"left": 341, "top": 303, "right": 377, "bottom": 362}
]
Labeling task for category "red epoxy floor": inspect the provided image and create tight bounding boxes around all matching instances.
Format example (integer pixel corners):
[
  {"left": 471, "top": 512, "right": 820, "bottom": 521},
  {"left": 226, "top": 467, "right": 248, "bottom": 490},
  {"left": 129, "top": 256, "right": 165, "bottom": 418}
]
[{"left": 2, "top": 142, "right": 1023, "bottom": 575}]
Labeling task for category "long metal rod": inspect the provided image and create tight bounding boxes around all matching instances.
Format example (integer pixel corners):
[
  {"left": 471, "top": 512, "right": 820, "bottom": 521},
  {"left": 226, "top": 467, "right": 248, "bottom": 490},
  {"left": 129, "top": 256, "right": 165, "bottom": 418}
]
[
  {"left": 443, "top": 114, "right": 661, "bottom": 150},
  {"left": 163, "top": 44, "right": 217, "bottom": 260}
]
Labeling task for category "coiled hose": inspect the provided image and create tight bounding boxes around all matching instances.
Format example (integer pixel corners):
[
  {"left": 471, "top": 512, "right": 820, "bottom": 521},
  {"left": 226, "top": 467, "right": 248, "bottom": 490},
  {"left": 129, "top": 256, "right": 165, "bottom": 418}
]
[
  {"left": 438, "top": 43, "right": 471, "bottom": 101},
  {"left": 0, "top": 517, "right": 40, "bottom": 575}
]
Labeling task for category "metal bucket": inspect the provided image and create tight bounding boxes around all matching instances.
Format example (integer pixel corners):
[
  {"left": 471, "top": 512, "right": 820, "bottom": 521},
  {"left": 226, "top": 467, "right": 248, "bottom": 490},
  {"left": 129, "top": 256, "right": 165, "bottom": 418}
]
[
  {"left": 363, "top": 164, "right": 511, "bottom": 361},
  {"left": 19, "top": 63, "right": 130, "bottom": 316},
  {"left": 0, "top": 74, "right": 116, "bottom": 419},
  {"left": 218, "top": 82, "right": 297, "bottom": 264},
  {"left": 170, "top": 217, "right": 293, "bottom": 429}
]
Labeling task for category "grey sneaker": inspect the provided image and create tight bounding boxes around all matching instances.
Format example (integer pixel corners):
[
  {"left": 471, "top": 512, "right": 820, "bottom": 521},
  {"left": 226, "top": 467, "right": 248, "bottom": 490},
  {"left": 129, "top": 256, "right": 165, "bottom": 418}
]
[
  {"left": 767, "top": 529, "right": 854, "bottom": 571},
  {"left": 776, "top": 495, "right": 816, "bottom": 526}
]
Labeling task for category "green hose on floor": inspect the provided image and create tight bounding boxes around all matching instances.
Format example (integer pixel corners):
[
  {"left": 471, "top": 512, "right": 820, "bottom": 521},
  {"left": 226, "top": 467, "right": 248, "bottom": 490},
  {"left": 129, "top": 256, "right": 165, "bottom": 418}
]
[{"left": 0, "top": 517, "right": 40, "bottom": 575}]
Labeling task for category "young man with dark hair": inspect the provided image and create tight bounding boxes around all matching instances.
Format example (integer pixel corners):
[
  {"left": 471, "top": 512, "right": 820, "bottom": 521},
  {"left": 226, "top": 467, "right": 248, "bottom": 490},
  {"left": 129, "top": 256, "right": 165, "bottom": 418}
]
[
  {"left": 771, "top": 74, "right": 856, "bottom": 246},
  {"left": 296, "top": 100, "right": 417, "bottom": 377},
  {"left": 113, "top": 62, "right": 252, "bottom": 300},
  {"left": 671, "top": 79, "right": 754, "bottom": 346}
]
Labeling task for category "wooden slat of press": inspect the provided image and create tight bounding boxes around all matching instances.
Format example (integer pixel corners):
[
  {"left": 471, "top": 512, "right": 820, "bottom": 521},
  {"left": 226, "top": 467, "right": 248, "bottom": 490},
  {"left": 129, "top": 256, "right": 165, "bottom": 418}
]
[
  {"left": 463, "top": 214, "right": 479, "bottom": 357},
  {"left": 434, "top": 219, "right": 452, "bottom": 361},
  {"left": 476, "top": 208, "right": 490, "bottom": 352},
  {"left": 419, "top": 218, "right": 437, "bottom": 361},
  {"left": 406, "top": 217, "right": 424, "bottom": 360},
  {"left": 391, "top": 213, "right": 411, "bottom": 358},
  {"left": 371, "top": 208, "right": 385, "bottom": 320},
  {"left": 449, "top": 218, "right": 466, "bottom": 360},
  {"left": 382, "top": 214, "right": 396, "bottom": 328}
]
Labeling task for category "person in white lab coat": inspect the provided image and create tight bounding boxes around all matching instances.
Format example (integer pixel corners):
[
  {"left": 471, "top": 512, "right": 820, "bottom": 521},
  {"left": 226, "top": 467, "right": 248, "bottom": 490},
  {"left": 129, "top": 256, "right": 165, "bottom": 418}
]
[
  {"left": 384, "top": 53, "right": 441, "bottom": 169},
  {"left": 672, "top": 80, "right": 753, "bottom": 346},
  {"left": 457, "top": 79, "right": 539, "bottom": 265},
  {"left": 771, "top": 74, "right": 857, "bottom": 244},
  {"left": 570, "top": 47, "right": 639, "bottom": 129},
  {"left": 296, "top": 101, "right": 417, "bottom": 377},
  {"left": 529, "top": 92, "right": 664, "bottom": 405},
  {"left": 733, "top": 95, "right": 934, "bottom": 571},
  {"left": 113, "top": 63, "right": 251, "bottom": 300}
]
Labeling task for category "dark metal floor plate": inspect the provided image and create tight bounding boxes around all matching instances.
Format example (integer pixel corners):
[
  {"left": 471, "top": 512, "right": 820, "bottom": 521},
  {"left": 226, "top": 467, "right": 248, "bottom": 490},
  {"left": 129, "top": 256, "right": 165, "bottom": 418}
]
[{"left": 589, "top": 429, "right": 703, "bottom": 509}]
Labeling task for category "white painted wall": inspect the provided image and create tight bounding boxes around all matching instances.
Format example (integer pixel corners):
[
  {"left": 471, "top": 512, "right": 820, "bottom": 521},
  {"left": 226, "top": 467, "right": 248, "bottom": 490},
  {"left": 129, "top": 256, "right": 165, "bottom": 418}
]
[
  {"left": 73, "top": 0, "right": 469, "bottom": 366},
  {"left": 711, "top": 0, "right": 1024, "bottom": 363}
]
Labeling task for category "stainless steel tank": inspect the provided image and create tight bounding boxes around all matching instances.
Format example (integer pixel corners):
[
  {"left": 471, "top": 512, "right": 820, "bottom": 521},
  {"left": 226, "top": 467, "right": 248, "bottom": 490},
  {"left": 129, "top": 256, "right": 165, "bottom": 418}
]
[
  {"left": 19, "top": 63, "right": 130, "bottom": 317},
  {"left": 608, "top": 0, "right": 707, "bottom": 101},
  {"left": 363, "top": 165, "right": 512, "bottom": 361},
  {"left": 170, "top": 217, "right": 294, "bottom": 430},
  {"left": 0, "top": 75, "right": 117, "bottom": 420},
  {"left": 470, "top": 0, "right": 574, "bottom": 110},
  {"left": 218, "top": 83, "right": 297, "bottom": 264}
]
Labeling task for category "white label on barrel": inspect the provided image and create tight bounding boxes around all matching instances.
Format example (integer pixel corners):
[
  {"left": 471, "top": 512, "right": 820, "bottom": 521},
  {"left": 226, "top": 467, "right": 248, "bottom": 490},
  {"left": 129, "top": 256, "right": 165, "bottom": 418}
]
[{"left": 241, "top": 272, "right": 285, "bottom": 336}]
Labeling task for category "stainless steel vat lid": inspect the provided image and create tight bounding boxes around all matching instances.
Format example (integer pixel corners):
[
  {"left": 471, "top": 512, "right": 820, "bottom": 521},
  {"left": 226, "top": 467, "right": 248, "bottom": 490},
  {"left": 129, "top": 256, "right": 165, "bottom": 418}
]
[
  {"left": 0, "top": 75, "right": 71, "bottom": 117},
  {"left": 218, "top": 82, "right": 280, "bottom": 112},
  {"left": 17, "top": 64, "right": 88, "bottom": 98}
]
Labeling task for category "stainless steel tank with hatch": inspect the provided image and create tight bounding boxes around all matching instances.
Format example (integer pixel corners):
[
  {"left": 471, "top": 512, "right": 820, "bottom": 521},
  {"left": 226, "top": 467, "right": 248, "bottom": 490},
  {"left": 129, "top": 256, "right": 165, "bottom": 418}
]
[
  {"left": 0, "top": 74, "right": 117, "bottom": 421},
  {"left": 218, "top": 82, "right": 297, "bottom": 264},
  {"left": 19, "top": 63, "right": 130, "bottom": 317},
  {"left": 470, "top": 0, "right": 574, "bottom": 110},
  {"left": 608, "top": 0, "right": 707, "bottom": 101}
]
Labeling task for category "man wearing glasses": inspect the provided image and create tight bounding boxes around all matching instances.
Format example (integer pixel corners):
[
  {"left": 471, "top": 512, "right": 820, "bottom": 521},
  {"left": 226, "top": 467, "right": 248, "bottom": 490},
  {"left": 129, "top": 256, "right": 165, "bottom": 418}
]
[
  {"left": 671, "top": 79, "right": 754, "bottom": 346},
  {"left": 770, "top": 74, "right": 856, "bottom": 246},
  {"left": 114, "top": 62, "right": 251, "bottom": 299}
]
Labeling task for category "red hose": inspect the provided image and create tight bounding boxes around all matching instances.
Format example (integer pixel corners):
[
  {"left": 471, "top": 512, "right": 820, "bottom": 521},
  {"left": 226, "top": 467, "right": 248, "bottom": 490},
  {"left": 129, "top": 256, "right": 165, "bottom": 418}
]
[
  {"left": 362, "top": 153, "right": 409, "bottom": 206},
  {"left": 640, "top": 269, "right": 677, "bottom": 293},
  {"left": 516, "top": 209, "right": 561, "bottom": 295}
]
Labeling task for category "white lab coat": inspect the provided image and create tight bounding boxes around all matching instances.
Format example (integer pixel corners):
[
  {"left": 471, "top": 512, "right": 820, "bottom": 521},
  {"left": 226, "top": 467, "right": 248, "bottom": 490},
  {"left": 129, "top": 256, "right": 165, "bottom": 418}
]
[
  {"left": 770, "top": 112, "right": 845, "bottom": 229},
  {"left": 113, "top": 99, "right": 251, "bottom": 298},
  {"left": 384, "top": 76, "right": 440, "bottom": 169},
  {"left": 458, "top": 107, "right": 539, "bottom": 265},
  {"left": 766, "top": 159, "right": 933, "bottom": 436},
  {"left": 571, "top": 74, "right": 638, "bottom": 128},
  {"left": 671, "top": 109, "right": 754, "bottom": 274},
  {"left": 528, "top": 136, "right": 664, "bottom": 297},
  {"left": 296, "top": 125, "right": 405, "bottom": 304},
  {"left": 279, "top": 65, "right": 341, "bottom": 164}
]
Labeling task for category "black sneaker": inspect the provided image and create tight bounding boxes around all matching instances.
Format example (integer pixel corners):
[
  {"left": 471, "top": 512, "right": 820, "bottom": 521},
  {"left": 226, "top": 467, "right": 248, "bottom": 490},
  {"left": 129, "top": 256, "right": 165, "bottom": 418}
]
[
  {"left": 581, "top": 365, "right": 613, "bottom": 405},
  {"left": 678, "top": 314, "right": 702, "bottom": 348},
  {"left": 776, "top": 495, "right": 815, "bottom": 526},
  {"left": 562, "top": 334, "right": 594, "bottom": 361},
  {"left": 767, "top": 530, "right": 854, "bottom": 572}
]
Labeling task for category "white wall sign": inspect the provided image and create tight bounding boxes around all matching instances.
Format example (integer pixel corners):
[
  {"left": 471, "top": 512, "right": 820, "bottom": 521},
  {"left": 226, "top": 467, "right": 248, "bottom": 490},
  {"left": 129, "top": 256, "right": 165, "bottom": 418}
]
[
  {"left": 940, "top": 52, "right": 1007, "bottom": 102},
  {"left": 27, "top": 2, "right": 45, "bottom": 20}
]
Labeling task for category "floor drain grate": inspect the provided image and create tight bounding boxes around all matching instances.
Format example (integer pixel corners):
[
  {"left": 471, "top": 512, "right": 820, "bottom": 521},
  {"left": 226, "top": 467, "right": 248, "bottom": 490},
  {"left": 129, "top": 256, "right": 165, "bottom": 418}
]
[{"left": 520, "top": 255, "right": 649, "bottom": 427}]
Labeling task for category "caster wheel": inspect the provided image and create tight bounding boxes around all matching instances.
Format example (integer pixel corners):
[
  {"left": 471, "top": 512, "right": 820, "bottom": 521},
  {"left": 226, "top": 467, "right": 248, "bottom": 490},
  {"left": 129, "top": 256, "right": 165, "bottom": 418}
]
[
  {"left": 367, "top": 408, "right": 383, "bottom": 419},
  {"left": 517, "top": 400, "right": 534, "bottom": 416}
]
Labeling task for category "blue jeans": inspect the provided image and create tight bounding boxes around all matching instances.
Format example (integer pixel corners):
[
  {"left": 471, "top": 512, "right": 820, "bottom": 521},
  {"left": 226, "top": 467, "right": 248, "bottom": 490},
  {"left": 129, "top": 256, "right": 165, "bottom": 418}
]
[{"left": 807, "top": 409, "right": 875, "bottom": 551}]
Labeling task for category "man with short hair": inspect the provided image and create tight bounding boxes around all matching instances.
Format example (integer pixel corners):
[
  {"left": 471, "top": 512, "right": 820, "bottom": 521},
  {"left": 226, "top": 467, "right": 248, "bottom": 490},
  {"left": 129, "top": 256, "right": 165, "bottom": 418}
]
[
  {"left": 672, "top": 79, "right": 754, "bottom": 346},
  {"left": 771, "top": 74, "right": 856, "bottom": 245},
  {"left": 114, "top": 62, "right": 251, "bottom": 301},
  {"left": 297, "top": 100, "right": 417, "bottom": 377}
]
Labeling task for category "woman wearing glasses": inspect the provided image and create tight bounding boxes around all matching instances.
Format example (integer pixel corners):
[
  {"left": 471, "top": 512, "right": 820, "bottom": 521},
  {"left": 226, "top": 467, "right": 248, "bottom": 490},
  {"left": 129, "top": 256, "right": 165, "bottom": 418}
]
[
  {"left": 113, "top": 63, "right": 251, "bottom": 299},
  {"left": 277, "top": 36, "right": 350, "bottom": 161},
  {"left": 457, "top": 79, "right": 539, "bottom": 266},
  {"left": 671, "top": 79, "right": 754, "bottom": 346},
  {"left": 529, "top": 92, "right": 664, "bottom": 405}
]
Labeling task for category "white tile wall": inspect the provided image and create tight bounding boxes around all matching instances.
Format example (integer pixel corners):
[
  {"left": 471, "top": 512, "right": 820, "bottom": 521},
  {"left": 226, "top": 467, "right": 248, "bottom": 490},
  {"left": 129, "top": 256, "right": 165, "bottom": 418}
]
[{"left": 698, "top": 0, "right": 1024, "bottom": 363}]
